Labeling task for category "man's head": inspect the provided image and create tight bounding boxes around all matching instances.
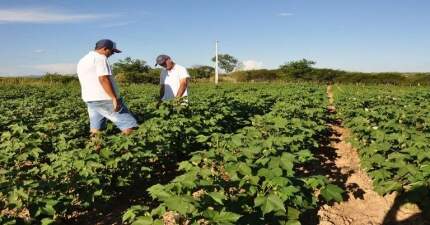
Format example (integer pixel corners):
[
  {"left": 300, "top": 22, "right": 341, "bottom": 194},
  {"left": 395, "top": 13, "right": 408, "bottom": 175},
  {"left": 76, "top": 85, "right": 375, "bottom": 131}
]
[
  {"left": 155, "top": 54, "right": 174, "bottom": 70},
  {"left": 95, "top": 39, "right": 121, "bottom": 57}
]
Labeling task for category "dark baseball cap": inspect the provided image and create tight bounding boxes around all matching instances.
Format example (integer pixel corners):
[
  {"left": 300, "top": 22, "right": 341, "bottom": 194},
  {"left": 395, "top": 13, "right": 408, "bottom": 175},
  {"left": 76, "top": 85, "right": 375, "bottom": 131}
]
[
  {"left": 155, "top": 54, "right": 170, "bottom": 66},
  {"left": 95, "top": 39, "right": 122, "bottom": 53}
]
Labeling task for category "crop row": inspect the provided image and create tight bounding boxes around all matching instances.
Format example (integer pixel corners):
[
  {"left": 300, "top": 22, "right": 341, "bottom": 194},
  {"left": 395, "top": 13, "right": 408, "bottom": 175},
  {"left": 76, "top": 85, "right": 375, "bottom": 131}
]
[
  {"left": 334, "top": 85, "right": 430, "bottom": 209},
  {"left": 123, "top": 86, "right": 343, "bottom": 225}
]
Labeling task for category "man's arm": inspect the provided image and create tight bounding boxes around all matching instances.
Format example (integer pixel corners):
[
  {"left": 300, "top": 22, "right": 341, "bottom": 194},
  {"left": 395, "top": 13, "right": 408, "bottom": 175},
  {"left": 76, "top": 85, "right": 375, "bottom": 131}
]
[
  {"left": 159, "top": 85, "right": 165, "bottom": 101},
  {"left": 156, "top": 85, "right": 165, "bottom": 108},
  {"left": 176, "top": 78, "right": 189, "bottom": 97},
  {"left": 99, "top": 76, "right": 120, "bottom": 112}
]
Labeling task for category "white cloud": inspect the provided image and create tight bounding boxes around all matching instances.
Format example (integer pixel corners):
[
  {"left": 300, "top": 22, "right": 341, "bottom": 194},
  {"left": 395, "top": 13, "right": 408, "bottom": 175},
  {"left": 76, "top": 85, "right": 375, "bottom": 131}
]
[
  {"left": 100, "top": 21, "right": 134, "bottom": 28},
  {"left": 237, "top": 60, "right": 264, "bottom": 71},
  {"left": 0, "top": 63, "right": 76, "bottom": 76},
  {"left": 0, "top": 8, "right": 114, "bottom": 24},
  {"left": 32, "top": 63, "right": 76, "bottom": 74},
  {"left": 278, "top": 12, "right": 294, "bottom": 17},
  {"left": 33, "top": 49, "right": 46, "bottom": 53},
  {"left": 0, "top": 66, "right": 36, "bottom": 76}
]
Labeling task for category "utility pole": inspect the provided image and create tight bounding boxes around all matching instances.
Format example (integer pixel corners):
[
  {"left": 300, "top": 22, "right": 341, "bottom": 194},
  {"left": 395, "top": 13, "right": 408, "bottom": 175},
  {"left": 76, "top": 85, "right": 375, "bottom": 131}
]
[{"left": 215, "top": 40, "right": 219, "bottom": 85}]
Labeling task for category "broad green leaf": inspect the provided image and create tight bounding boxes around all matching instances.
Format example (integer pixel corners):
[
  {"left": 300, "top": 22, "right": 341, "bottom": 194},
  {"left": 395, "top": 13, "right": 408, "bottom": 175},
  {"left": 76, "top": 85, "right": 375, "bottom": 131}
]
[
  {"left": 320, "top": 184, "right": 344, "bottom": 202},
  {"left": 284, "top": 219, "right": 301, "bottom": 225},
  {"left": 287, "top": 207, "right": 300, "bottom": 220},
  {"left": 131, "top": 216, "right": 153, "bottom": 225},
  {"left": 147, "top": 184, "right": 171, "bottom": 200},
  {"left": 153, "top": 220, "right": 164, "bottom": 225},
  {"left": 212, "top": 211, "right": 242, "bottom": 224},
  {"left": 254, "top": 194, "right": 286, "bottom": 215},
  {"left": 207, "top": 191, "right": 225, "bottom": 205},
  {"left": 196, "top": 135, "right": 209, "bottom": 143},
  {"left": 178, "top": 161, "right": 193, "bottom": 171},
  {"left": 41, "top": 218, "right": 55, "bottom": 225},
  {"left": 100, "top": 148, "right": 113, "bottom": 159},
  {"left": 238, "top": 163, "right": 252, "bottom": 176},
  {"left": 164, "top": 196, "right": 195, "bottom": 215}
]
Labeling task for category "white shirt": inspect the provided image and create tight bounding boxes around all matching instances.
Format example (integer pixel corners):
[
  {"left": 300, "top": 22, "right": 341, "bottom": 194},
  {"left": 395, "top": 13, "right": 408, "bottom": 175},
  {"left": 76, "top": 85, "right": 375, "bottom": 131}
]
[
  {"left": 160, "top": 64, "right": 190, "bottom": 100},
  {"left": 77, "top": 51, "right": 119, "bottom": 102}
]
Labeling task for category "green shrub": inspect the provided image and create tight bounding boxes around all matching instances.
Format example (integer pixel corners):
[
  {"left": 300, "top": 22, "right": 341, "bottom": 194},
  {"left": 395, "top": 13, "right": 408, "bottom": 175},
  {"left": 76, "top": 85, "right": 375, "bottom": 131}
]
[
  {"left": 40, "top": 73, "right": 78, "bottom": 83},
  {"left": 116, "top": 68, "right": 160, "bottom": 84},
  {"left": 188, "top": 66, "right": 214, "bottom": 79},
  {"left": 279, "top": 59, "right": 315, "bottom": 79},
  {"left": 230, "top": 69, "right": 280, "bottom": 82}
]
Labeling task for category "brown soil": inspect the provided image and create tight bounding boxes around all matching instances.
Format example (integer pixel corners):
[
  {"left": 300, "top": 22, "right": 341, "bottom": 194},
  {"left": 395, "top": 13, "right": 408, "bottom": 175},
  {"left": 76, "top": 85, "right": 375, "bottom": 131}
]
[{"left": 315, "top": 85, "right": 429, "bottom": 225}]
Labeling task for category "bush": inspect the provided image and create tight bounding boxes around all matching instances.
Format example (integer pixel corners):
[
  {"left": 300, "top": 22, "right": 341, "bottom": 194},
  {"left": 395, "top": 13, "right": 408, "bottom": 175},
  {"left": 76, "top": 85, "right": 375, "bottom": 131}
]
[
  {"left": 40, "top": 73, "right": 78, "bottom": 83},
  {"left": 113, "top": 57, "right": 152, "bottom": 83},
  {"left": 116, "top": 68, "right": 160, "bottom": 84},
  {"left": 188, "top": 65, "right": 214, "bottom": 79},
  {"left": 143, "top": 68, "right": 162, "bottom": 84},
  {"left": 230, "top": 69, "right": 280, "bottom": 82},
  {"left": 333, "top": 72, "right": 406, "bottom": 85},
  {"left": 279, "top": 59, "right": 315, "bottom": 79},
  {"left": 308, "top": 68, "right": 346, "bottom": 82}
]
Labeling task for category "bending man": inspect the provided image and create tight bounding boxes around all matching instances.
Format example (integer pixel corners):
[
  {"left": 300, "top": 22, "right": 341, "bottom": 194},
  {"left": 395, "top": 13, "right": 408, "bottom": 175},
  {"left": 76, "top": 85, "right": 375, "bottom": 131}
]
[{"left": 155, "top": 55, "right": 190, "bottom": 103}]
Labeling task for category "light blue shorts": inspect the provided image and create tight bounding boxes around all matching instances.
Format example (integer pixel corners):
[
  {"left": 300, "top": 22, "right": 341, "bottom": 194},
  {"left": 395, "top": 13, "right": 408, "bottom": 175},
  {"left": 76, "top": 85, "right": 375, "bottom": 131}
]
[{"left": 86, "top": 98, "right": 138, "bottom": 130}]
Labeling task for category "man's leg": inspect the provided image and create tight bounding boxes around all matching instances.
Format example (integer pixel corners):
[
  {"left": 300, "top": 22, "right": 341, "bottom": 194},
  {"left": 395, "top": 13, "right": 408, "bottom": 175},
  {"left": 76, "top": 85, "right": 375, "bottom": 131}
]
[
  {"left": 94, "top": 100, "right": 138, "bottom": 134},
  {"left": 90, "top": 128, "right": 100, "bottom": 135},
  {"left": 121, "top": 128, "right": 134, "bottom": 135},
  {"left": 115, "top": 103, "right": 138, "bottom": 134},
  {"left": 87, "top": 102, "right": 107, "bottom": 135}
]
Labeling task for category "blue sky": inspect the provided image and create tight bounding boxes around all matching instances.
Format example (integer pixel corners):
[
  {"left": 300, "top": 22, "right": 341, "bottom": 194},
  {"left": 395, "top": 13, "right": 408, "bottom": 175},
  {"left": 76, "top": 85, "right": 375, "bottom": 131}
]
[{"left": 0, "top": 0, "right": 429, "bottom": 75}]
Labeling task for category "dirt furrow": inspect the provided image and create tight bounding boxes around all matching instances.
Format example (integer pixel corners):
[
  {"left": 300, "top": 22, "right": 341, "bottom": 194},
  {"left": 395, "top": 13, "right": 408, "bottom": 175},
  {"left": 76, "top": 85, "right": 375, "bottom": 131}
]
[{"left": 316, "top": 85, "right": 426, "bottom": 225}]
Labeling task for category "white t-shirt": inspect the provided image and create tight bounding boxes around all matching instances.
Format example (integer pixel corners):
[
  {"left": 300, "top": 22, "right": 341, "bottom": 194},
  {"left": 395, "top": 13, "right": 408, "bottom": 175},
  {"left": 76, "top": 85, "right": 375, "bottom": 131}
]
[
  {"left": 160, "top": 64, "right": 190, "bottom": 100},
  {"left": 77, "top": 51, "right": 119, "bottom": 102}
]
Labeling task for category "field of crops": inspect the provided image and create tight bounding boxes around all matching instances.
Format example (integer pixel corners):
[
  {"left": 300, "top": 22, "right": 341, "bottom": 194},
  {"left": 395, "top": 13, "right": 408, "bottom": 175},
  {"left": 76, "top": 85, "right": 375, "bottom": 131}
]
[
  {"left": 1, "top": 83, "right": 429, "bottom": 225},
  {"left": 0, "top": 83, "right": 345, "bottom": 225},
  {"left": 334, "top": 85, "right": 430, "bottom": 211}
]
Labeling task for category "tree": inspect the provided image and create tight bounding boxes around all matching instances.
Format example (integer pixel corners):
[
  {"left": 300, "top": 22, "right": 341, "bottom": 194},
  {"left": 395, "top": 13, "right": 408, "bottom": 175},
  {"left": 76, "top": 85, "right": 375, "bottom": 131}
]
[
  {"left": 279, "top": 59, "right": 315, "bottom": 79},
  {"left": 188, "top": 65, "right": 214, "bottom": 79},
  {"left": 211, "top": 54, "right": 239, "bottom": 73},
  {"left": 112, "top": 57, "right": 151, "bottom": 83}
]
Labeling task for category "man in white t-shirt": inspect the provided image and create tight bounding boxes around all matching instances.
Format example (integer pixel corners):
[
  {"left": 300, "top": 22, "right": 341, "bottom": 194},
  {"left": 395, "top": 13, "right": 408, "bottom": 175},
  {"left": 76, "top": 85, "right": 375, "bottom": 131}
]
[
  {"left": 77, "top": 39, "right": 137, "bottom": 135},
  {"left": 155, "top": 55, "right": 190, "bottom": 104}
]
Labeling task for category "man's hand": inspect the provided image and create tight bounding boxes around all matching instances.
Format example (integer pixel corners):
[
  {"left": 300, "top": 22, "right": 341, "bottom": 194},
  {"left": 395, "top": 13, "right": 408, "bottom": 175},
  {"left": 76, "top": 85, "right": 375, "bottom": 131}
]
[
  {"left": 176, "top": 78, "right": 189, "bottom": 98},
  {"left": 113, "top": 98, "right": 121, "bottom": 112},
  {"left": 99, "top": 75, "right": 120, "bottom": 112}
]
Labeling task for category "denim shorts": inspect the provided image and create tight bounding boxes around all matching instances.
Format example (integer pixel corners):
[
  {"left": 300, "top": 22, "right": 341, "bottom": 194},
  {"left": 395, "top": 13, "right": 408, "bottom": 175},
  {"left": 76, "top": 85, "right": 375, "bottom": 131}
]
[{"left": 86, "top": 98, "right": 138, "bottom": 130}]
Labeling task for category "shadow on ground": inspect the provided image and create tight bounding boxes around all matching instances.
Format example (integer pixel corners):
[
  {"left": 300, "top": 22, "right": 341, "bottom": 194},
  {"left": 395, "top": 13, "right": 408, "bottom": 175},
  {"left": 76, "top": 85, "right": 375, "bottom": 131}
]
[
  {"left": 300, "top": 112, "right": 366, "bottom": 225},
  {"left": 301, "top": 101, "right": 430, "bottom": 225},
  {"left": 381, "top": 186, "right": 430, "bottom": 225}
]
